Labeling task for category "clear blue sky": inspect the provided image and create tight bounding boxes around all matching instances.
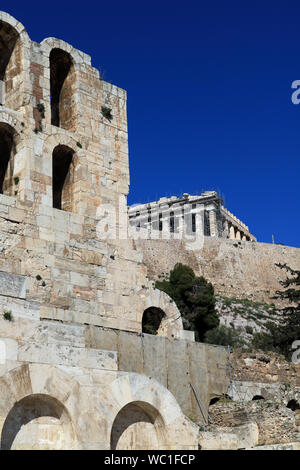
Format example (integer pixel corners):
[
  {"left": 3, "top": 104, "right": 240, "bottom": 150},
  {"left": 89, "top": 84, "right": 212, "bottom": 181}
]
[{"left": 3, "top": 1, "right": 300, "bottom": 247}]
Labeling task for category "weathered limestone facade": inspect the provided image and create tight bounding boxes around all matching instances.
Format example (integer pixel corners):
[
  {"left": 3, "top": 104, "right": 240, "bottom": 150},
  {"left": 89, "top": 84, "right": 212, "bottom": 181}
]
[
  {"left": 128, "top": 191, "right": 256, "bottom": 242},
  {"left": 0, "top": 12, "right": 229, "bottom": 450}
]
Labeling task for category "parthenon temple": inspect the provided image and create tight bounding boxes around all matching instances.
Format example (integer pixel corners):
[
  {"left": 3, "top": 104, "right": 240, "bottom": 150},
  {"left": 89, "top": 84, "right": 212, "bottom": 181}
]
[{"left": 128, "top": 191, "right": 256, "bottom": 242}]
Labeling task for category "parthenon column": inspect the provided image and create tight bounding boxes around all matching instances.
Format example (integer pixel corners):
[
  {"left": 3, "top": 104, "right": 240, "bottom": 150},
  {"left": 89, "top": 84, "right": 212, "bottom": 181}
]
[
  {"left": 229, "top": 224, "right": 235, "bottom": 239},
  {"left": 223, "top": 219, "right": 229, "bottom": 238},
  {"left": 236, "top": 230, "right": 241, "bottom": 240},
  {"left": 209, "top": 209, "right": 218, "bottom": 237}
]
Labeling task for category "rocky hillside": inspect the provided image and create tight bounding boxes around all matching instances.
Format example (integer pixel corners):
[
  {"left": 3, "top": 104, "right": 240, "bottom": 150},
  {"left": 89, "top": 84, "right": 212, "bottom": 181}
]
[{"left": 216, "top": 295, "right": 281, "bottom": 346}]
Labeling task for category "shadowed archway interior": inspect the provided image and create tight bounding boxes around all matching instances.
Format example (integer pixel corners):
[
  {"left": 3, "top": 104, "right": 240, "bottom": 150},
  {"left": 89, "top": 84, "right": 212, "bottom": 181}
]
[
  {"left": 110, "top": 401, "right": 166, "bottom": 450},
  {"left": 0, "top": 394, "right": 75, "bottom": 450},
  {"left": 52, "top": 144, "right": 75, "bottom": 211},
  {"left": 142, "top": 307, "right": 166, "bottom": 335},
  {"left": 50, "top": 48, "right": 74, "bottom": 129},
  {"left": 0, "top": 122, "right": 15, "bottom": 194}
]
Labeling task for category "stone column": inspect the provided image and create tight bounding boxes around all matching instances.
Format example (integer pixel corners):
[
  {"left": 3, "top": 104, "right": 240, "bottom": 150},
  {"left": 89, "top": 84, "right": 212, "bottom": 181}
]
[
  {"left": 223, "top": 219, "right": 229, "bottom": 238},
  {"left": 209, "top": 210, "right": 218, "bottom": 237},
  {"left": 229, "top": 224, "right": 235, "bottom": 239},
  {"left": 236, "top": 230, "right": 241, "bottom": 240},
  {"left": 242, "top": 234, "right": 247, "bottom": 241},
  {"left": 195, "top": 203, "right": 205, "bottom": 237}
]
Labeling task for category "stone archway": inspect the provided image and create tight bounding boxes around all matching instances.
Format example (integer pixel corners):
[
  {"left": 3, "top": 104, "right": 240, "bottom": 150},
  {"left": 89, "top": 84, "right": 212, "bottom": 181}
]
[
  {"left": 110, "top": 401, "right": 165, "bottom": 450},
  {"left": 1, "top": 394, "right": 75, "bottom": 450},
  {"left": 0, "top": 364, "right": 80, "bottom": 450},
  {"left": 0, "top": 12, "right": 30, "bottom": 111},
  {"left": 104, "top": 373, "right": 199, "bottom": 450},
  {"left": 142, "top": 306, "right": 166, "bottom": 335},
  {"left": 134, "top": 288, "right": 184, "bottom": 339}
]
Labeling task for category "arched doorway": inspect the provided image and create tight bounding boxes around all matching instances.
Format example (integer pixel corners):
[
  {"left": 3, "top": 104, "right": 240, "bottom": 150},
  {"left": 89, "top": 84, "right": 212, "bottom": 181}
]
[
  {"left": 52, "top": 144, "right": 75, "bottom": 211},
  {"left": 110, "top": 401, "right": 165, "bottom": 450},
  {"left": 1, "top": 394, "right": 76, "bottom": 450},
  {"left": 142, "top": 307, "right": 166, "bottom": 335},
  {"left": 50, "top": 48, "right": 75, "bottom": 130}
]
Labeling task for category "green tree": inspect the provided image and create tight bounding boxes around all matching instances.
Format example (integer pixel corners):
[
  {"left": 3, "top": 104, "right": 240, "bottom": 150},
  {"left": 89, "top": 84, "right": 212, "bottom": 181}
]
[
  {"left": 204, "top": 325, "right": 244, "bottom": 348},
  {"left": 251, "top": 263, "right": 300, "bottom": 359},
  {"left": 155, "top": 263, "right": 219, "bottom": 341}
]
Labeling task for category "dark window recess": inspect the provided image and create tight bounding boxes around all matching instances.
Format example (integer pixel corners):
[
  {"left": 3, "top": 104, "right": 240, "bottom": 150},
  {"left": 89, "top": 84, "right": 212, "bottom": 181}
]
[
  {"left": 50, "top": 49, "right": 73, "bottom": 127},
  {"left": 0, "top": 20, "right": 18, "bottom": 81},
  {"left": 0, "top": 123, "right": 14, "bottom": 194},
  {"left": 52, "top": 145, "right": 74, "bottom": 210}
]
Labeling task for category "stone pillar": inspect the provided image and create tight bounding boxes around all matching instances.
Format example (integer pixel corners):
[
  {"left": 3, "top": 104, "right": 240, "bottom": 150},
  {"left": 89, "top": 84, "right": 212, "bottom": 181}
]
[
  {"left": 236, "top": 230, "right": 241, "bottom": 240},
  {"left": 209, "top": 210, "right": 218, "bottom": 237},
  {"left": 195, "top": 203, "right": 205, "bottom": 237},
  {"left": 242, "top": 234, "right": 247, "bottom": 241},
  {"left": 223, "top": 219, "right": 229, "bottom": 238},
  {"left": 229, "top": 224, "right": 235, "bottom": 239}
]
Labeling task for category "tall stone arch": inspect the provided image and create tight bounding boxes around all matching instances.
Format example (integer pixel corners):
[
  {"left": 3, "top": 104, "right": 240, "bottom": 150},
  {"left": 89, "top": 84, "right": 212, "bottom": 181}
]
[
  {"left": 105, "top": 373, "right": 198, "bottom": 450},
  {"left": 0, "top": 11, "right": 30, "bottom": 111},
  {"left": 0, "top": 364, "right": 80, "bottom": 450}
]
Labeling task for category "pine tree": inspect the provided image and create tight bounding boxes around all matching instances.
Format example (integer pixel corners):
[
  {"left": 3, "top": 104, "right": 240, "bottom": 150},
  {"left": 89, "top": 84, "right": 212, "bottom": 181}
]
[
  {"left": 155, "top": 263, "right": 219, "bottom": 341},
  {"left": 272, "top": 263, "right": 300, "bottom": 358},
  {"left": 252, "top": 263, "right": 300, "bottom": 359}
]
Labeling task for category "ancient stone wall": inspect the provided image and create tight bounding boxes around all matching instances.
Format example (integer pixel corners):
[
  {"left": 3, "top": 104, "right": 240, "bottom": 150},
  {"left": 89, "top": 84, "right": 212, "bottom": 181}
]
[
  {"left": 0, "top": 313, "right": 228, "bottom": 449},
  {"left": 135, "top": 237, "right": 300, "bottom": 304},
  {"left": 209, "top": 400, "right": 299, "bottom": 446},
  {"left": 0, "top": 11, "right": 230, "bottom": 450}
]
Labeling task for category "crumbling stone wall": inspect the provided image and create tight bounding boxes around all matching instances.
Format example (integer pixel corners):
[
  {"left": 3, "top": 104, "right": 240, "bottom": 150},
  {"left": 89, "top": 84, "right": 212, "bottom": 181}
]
[
  {"left": 231, "top": 351, "right": 300, "bottom": 387},
  {"left": 209, "top": 401, "right": 299, "bottom": 446}
]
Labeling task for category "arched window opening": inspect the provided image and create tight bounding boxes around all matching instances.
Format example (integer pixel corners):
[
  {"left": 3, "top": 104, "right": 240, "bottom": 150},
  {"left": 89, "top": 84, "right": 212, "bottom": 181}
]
[
  {"left": 1, "top": 394, "right": 75, "bottom": 450},
  {"left": 52, "top": 145, "right": 75, "bottom": 211},
  {"left": 142, "top": 307, "right": 166, "bottom": 335},
  {"left": 50, "top": 49, "right": 75, "bottom": 129},
  {"left": 287, "top": 399, "right": 300, "bottom": 412},
  {"left": 0, "top": 123, "right": 15, "bottom": 195},
  {"left": 252, "top": 395, "right": 264, "bottom": 401},
  {"left": 0, "top": 20, "right": 19, "bottom": 107},
  {"left": 110, "top": 401, "right": 165, "bottom": 450}
]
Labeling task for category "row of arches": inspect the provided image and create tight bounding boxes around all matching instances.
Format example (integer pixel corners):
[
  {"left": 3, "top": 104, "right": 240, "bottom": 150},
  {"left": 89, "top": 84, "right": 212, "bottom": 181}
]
[
  {"left": 0, "top": 394, "right": 163, "bottom": 450},
  {"left": 0, "top": 365, "right": 196, "bottom": 450},
  {"left": 0, "top": 16, "right": 76, "bottom": 130},
  {"left": 0, "top": 123, "right": 75, "bottom": 210}
]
